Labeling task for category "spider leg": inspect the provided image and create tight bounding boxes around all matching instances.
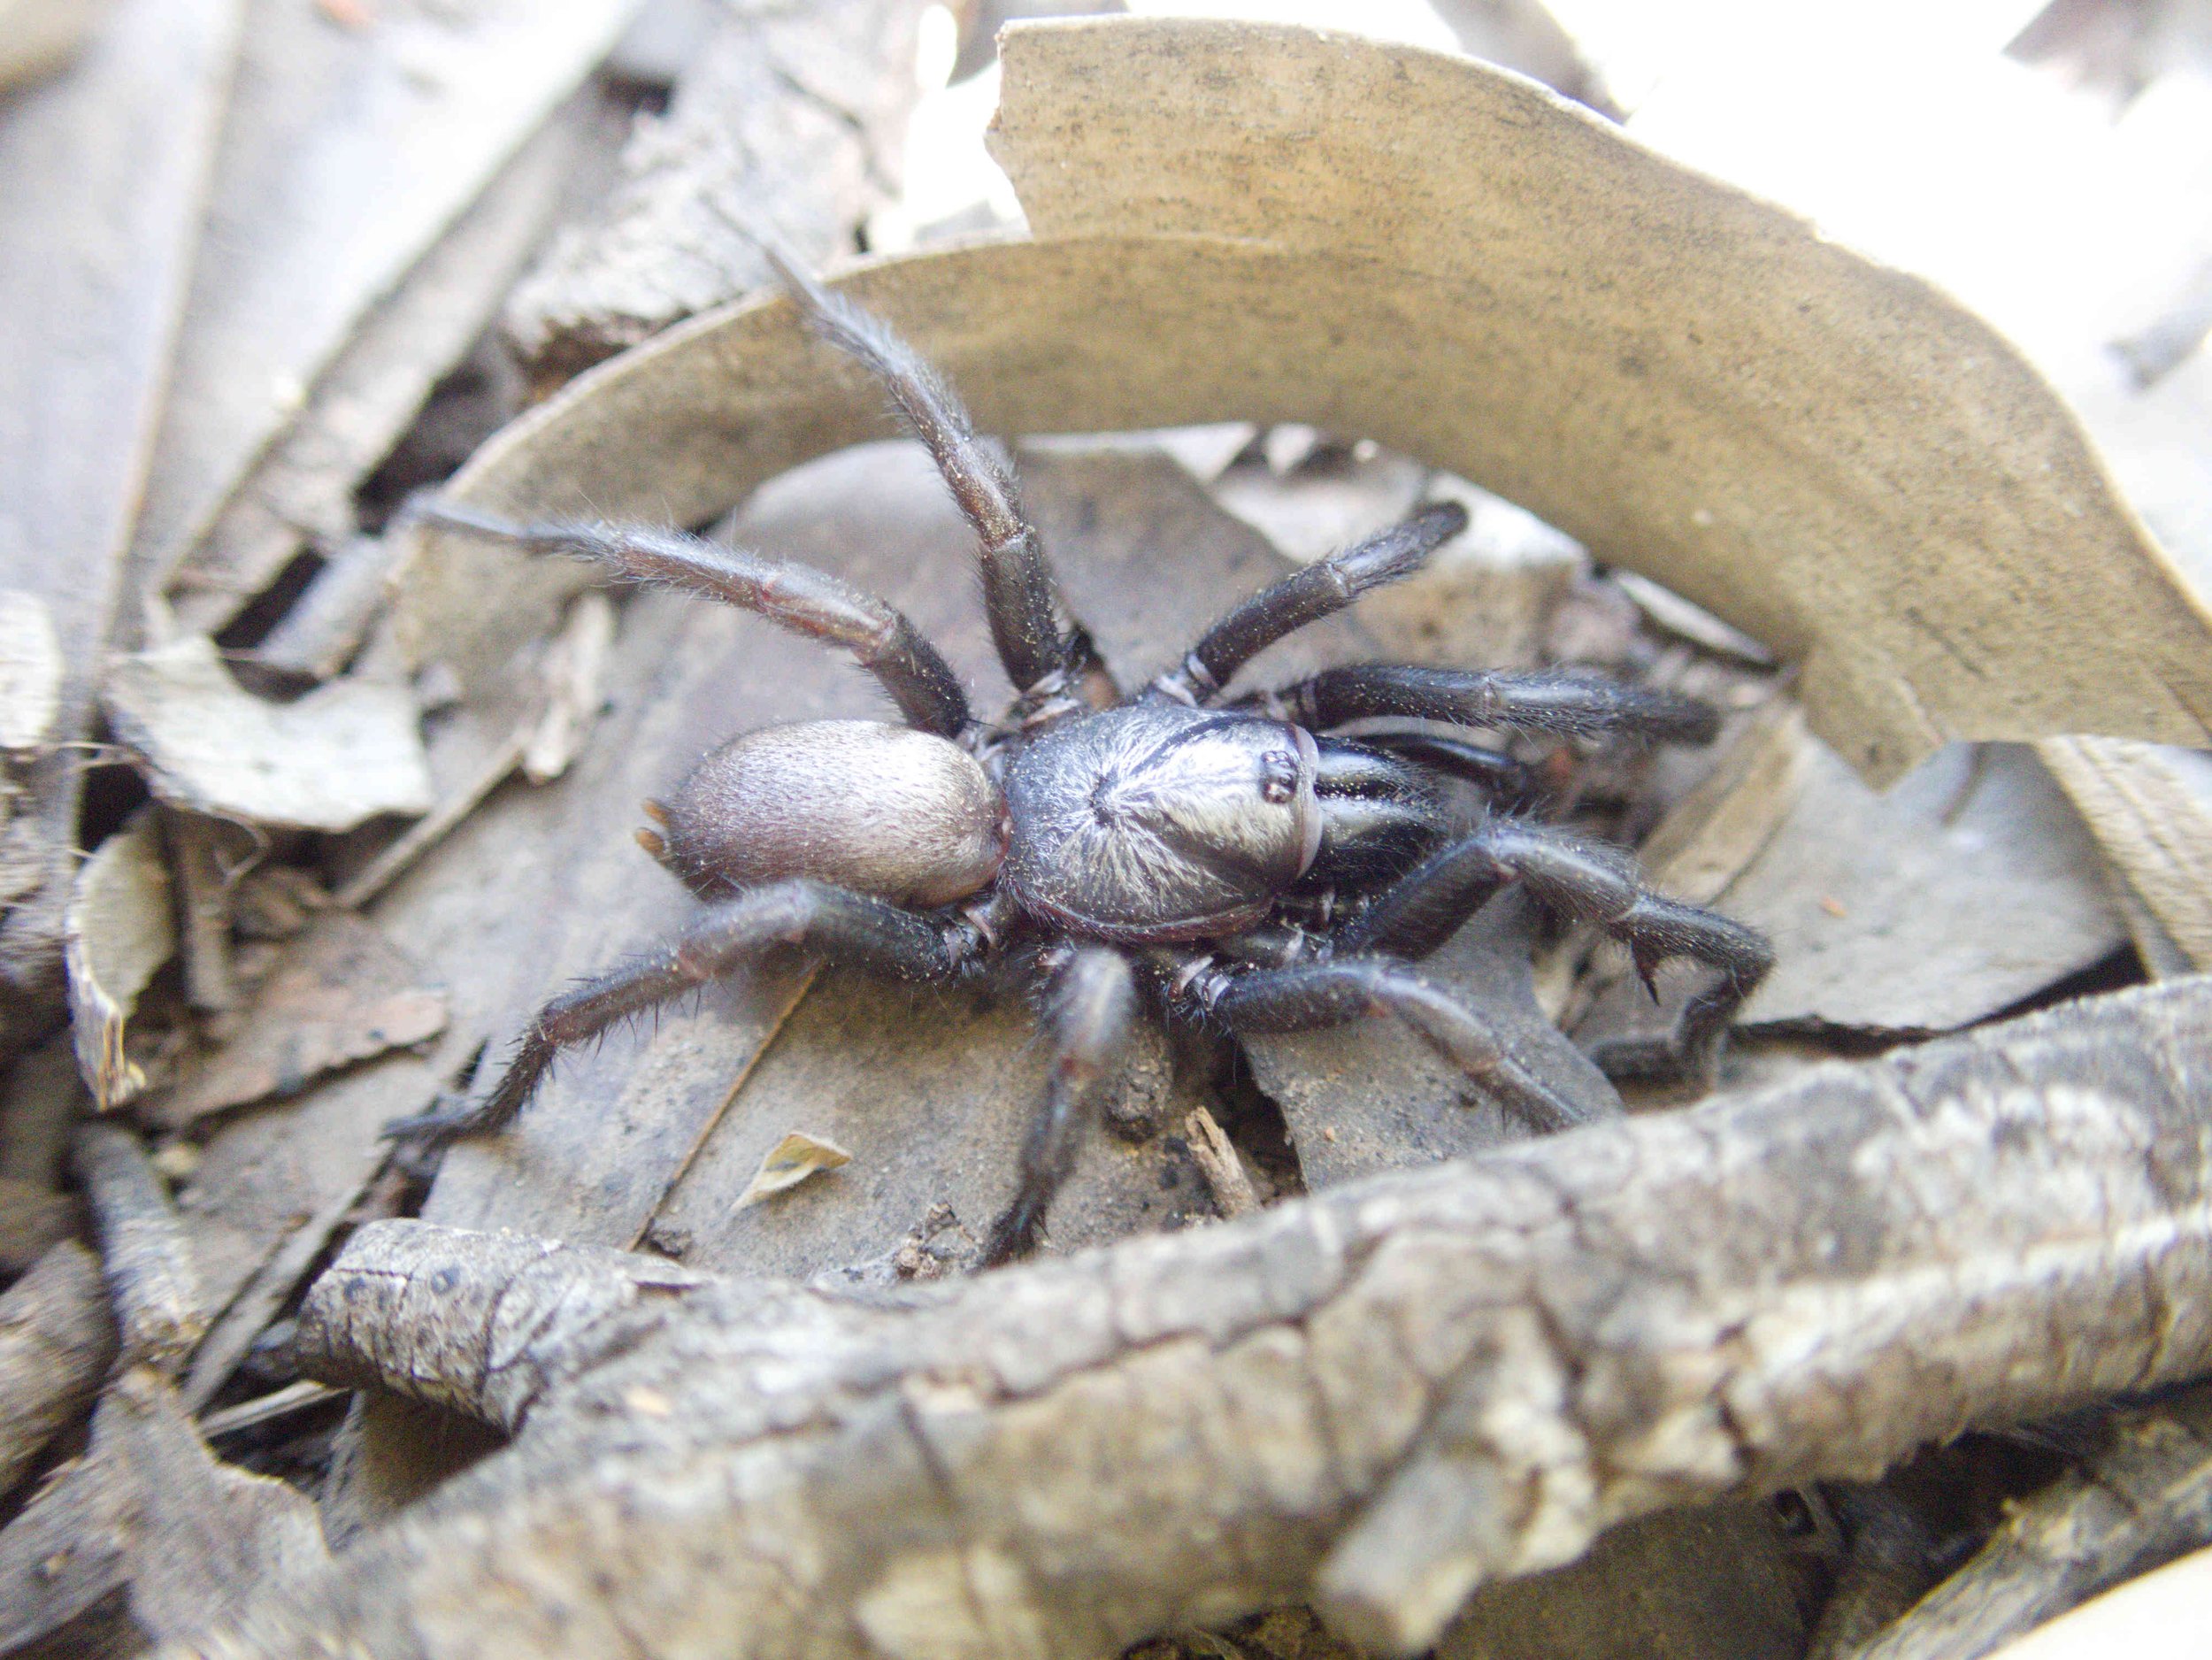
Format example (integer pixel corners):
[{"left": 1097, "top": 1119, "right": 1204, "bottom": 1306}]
[
  {"left": 406, "top": 502, "right": 971, "bottom": 738},
  {"left": 980, "top": 945, "right": 1139, "bottom": 1267},
  {"left": 1184, "top": 956, "right": 1599, "bottom": 1132},
  {"left": 1333, "top": 819, "right": 1773, "bottom": 1080},
  {"left": 384, "top": 880, "right": 987, "bottom": 1146},
  {"left": 1244, "top": 662, "right": 1720, "bottom": 745},
  {"left": 1355, "top": 730, "right": 1538, "bottom": 805},
  {"left": 1146, "top": 502, "right": 1469, "bottom": 704},
  {"left": 756, "top": 247, "right": 1076, "bottom": 702}
]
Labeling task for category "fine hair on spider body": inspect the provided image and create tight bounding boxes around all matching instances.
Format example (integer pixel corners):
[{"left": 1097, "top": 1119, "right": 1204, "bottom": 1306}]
[{"left": 386, "top": 249, "right": 1774, "bottom": 1267}]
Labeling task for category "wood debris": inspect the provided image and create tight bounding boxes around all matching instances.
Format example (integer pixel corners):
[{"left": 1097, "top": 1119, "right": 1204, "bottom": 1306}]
[
  {"left": 204, "top": 978, "right": 2212, "bottom": 1660},
  {"left": 73, "top": 1119, "right": 206, "bottom": 1375},
  {"left": 150, "top": 911, "right": 448, "bottom": 1129},
  {"left": 104, "top": 634, "right": 434, "bottom": 833},
  {"left": 0, "top": 589, "right": 62, "bottom": 754},
  {"left": 63, "top": 811, "right": 176, "bottom": 1111},
  {"left": 0, "top": 1241, "right": 115, "bottom": 1498}
]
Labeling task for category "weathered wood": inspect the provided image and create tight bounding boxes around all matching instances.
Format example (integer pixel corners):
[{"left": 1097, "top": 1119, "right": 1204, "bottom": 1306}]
[
  {"left": 73, "top": 1121, "right": 205, "bottom": 1376},
  {"left": 1849, "top": 1387, "right": 2212, "bottom": 1660},
  {"left": 502, "top": 0, "right": 929, "bottom": 384},
  {"left": 0, "top": 1242, "right": 116, "bottom": 1498},
  {"left": 0, "top": 0, "right": 243, "bottom": 1040},
  {"left": 186, "top": 976, "right": 2212, "bottom": 1660}
]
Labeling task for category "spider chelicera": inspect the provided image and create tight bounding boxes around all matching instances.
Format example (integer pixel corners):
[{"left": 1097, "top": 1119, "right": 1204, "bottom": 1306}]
[{"left": 388, "top": 250, "right": 1774, "bottom": 1265}]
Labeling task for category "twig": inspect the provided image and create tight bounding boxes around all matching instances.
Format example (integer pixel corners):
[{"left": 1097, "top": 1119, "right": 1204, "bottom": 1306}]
[
  {"left": 73, "top": 1118, "right": 207, "bottom": 1375},
  {"left": 162, "top": 977, "right": 2212, "bottom": 1660},
  {"left": 0, "top": 1241, "right": 115, "bottom": 1497},
  {"left": 1847, "top": 1386, "right": 2212, "bottom": 1660}
]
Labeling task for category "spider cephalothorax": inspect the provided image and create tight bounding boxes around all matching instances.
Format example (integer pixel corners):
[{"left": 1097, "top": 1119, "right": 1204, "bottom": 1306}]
[{"left": 390, "top": 250, "right": 1773, "bottom": 1264}]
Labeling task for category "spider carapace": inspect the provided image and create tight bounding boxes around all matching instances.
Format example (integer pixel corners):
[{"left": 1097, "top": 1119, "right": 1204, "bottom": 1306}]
[{"left": 388, "top": 248, "right": 1773, "bottom": 1265}]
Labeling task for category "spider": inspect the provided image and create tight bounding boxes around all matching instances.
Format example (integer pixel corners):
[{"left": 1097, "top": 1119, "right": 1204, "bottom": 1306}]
[{"left": 388, "top": 250, "right": 1774, "bottom": 1265}]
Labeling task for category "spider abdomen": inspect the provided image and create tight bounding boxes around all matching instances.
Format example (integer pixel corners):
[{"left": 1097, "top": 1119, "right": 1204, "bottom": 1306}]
[
  {"left": 649, "top": 720, "right": 1006, "bottom": 907},
  {"left": 1000, "top": 703, "right": 1320, "bottom": 941}
]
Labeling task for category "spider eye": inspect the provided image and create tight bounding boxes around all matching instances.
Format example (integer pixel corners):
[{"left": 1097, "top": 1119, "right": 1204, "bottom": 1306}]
[{"left": 1260, "top": 748, "right": 1300, "bottom": 803}]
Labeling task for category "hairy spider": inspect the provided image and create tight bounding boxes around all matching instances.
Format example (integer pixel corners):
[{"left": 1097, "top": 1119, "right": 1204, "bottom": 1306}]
[{"left": 388, "top": 250, "right": 1774, "bottom": 1265}]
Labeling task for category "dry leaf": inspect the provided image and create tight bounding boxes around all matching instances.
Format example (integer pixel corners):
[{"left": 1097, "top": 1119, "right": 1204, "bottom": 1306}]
[
  {"left": 64, "top": 811, "right": 176, "bottom": 1111},
  {"left": 149, "top": 911, "right": 448, "bottom": 1129},
  {"left": 734, "top": 1131, "right": 854, "bottom": 1210},
  {"left": 0, "top": 590, "right": 61, "bottom": 753},
  {"left": 104, "top": 634, "right": 432, "bottom": 832}
]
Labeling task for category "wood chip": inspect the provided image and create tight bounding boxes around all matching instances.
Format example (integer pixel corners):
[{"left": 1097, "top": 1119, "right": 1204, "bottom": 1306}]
[
  {"left": 502, "top": 0, "right": 930, "bottom": 382},
  {"left": 123, "top": 0, "right": 638, "bottom": 603},
  {"left": 150, "top": 911, "right": 447, "bottom": 1129},
  {"left": 2036, "top": 736, "right": 2212, "bottom": 971},
  {"left": 734, "top": 1131, "right": 854, "bottom": 1210},
  {"left": 105, "top": 634, "right": 433, "bottom": 832},
  {"left": 73, "top": 1121, "right": 205, "bottom": 1376},
  {"left": 0, "top": 1241, "right": 116, "bottom": 1498},
  {"left": 172, "top": 84, "right": 631, "bottom": 636},
  {"left": 519, "top": 590, "right": 616, "bottom": 785},
  {"left": 64, "top": 811, "right": 176, "bottom": 1111},
  {"left": 0, "top": 0, "right": 244, "bottom": 1002},
  {"left": 0, "top": 588, "right": 62, "bottom": 753}
]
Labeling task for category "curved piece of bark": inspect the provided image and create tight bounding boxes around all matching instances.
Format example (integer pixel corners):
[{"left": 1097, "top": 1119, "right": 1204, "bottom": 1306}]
[
  {"left": 176, "top": 978, "right": 2212, "bottom": 1660},
  {"left": 1847, "top": 1387, "right": 2212, "bottom": 1660},
  {"left": 387, "top": 19, "right": 2212, "bottom": 786},
  {"left": 0, "top": 1241, "right": 117, "bottom": 1498}
]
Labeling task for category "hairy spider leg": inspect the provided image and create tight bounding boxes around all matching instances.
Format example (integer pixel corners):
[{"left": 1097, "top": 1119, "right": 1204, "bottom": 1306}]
[
  {"left": 757, "top": 246, "right": 1077, "bottom": 701},
  {"left": 1331, "top": 819, "right": 1774, "bottom": 1080},
  {"left": 1179, "top": 955, "right": 1601, "bottom": 1132},
  {"left": 405, "top": 502, "right": 972, "bottom": 738},
  {"left": 1249, "top": 662, "right": 1723, "bottom": 745},
  {"left": 1145, "top": 501, "right": 1470, "bottom": 705},
  {"left": 1355, "top": 731, "right": 1538, "bottom": 806},
  {"left": 383, "top": 880, "right": 986, "bottom": 1146},
  {"left": 981, "top": 945, "right": 1139, "bottom": 1267}
]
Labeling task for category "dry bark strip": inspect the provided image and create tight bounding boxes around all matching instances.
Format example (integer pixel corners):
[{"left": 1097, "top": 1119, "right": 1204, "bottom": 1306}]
[
  {"left": 501, "top": 0, "right": 928, "bottom": 385},
  {"left": 1847, "top": 1387, "right": 2212, "bottom": 1660},
  {"left": 73, "top": 1120, "right": 206, "bottom": 1376},
  {"left": 168, "top": 977, "right": 2212, "bottom": 1659},
  {"left": 0, "top": 1241, "right": 117, "bottom": 1499}
]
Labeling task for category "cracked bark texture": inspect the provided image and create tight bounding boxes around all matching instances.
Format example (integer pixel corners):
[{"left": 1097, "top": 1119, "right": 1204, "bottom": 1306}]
[
  {"left": 1847, "top": 1385, "right": 2212, "bottom": 1660},
  {"left": 175, "top": 978, "right": 2212, "bottom": 1660},
  {"left": 501, "top": 0, "right": 928, "bottom": 386}
]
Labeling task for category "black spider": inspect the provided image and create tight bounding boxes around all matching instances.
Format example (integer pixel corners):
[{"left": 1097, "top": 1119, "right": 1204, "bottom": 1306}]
[{"left": 388, "top": 250, "right": 1773, "bottom": 1265}]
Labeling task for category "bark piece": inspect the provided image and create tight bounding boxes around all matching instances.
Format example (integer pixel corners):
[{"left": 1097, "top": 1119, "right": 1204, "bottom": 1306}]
[
  {"left": 170, "top": 85, "right": 629, "bottom": 637},
  {"left": 0, "top": 589, "right": 63, "bottom": 754},
  {"left": 0, "top": 0, "right": 243, "bottom": 1026},
  {"left": 164, "top": 810, "right": 236, "bottom": 1017},
  {"left": 2036, "top": 736, "right": 2212, "bottom": 971},
  {"left": 518, "top": 590, "right": 616, "bottom": 786},
  {"left": 1248, "top": 889, "right": 1621, "bottom": 1191},
  {"left": 0, "top": 1177, "right": 81, "bottom": 1276},
  {"left": 149, "top": 911, "right": 449, "bottom": 1129},
  {"left": 1851, "top": 1388, "right": 2212, "bottom": 1660},
  {"left": 201, "top": 976, "right": 2212, "bottom": 1660},
  {"left": 64, "top": 812, "right": 177, "bottom": 1111},
  {"left": 0, "top": 1242, "right": 117, "bottom": 1498},
  {"left": 0, "top": 1366, "right": 329, "bottom": 1654},
  {"left": 120, "top": 0, "right": 637, "bottom": 605},
  {"left": 172, "top": 1054, "right": 441, "bottom": 1410},
  {"left": 1582, "top": 733, "right": 2125, "bottom": 1041},
  {"left": 73, "top": 1121, "right": 205, "bottom": 1375},
  {"left": 105, "top": 635, "right": 434, "bottom": 833},
  {"left": 502, "top": 0, "right": 929, "bottom": 383}
]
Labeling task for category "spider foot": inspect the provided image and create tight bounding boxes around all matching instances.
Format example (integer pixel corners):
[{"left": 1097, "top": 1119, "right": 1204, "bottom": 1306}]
[{"left": 1584, "top": 1026, "right": 1724, "bottom": 1087}]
